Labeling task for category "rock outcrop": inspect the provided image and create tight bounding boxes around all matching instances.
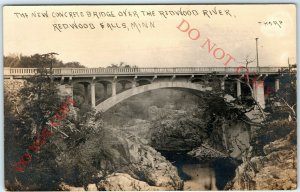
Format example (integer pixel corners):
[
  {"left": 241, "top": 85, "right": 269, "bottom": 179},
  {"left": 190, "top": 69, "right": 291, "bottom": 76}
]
[
  {"left": 59, "top": 182, "right": 85, "bottom": 191},
  {"left": 226, "top": 128, "right": 297, "bottom": 190},
  {"left": 95, "top": 128, "right": 183, "bottom": 190},
  {"left": 149, "top": 107, "right": 206, "bottom": 151},
  {"left": 86, "top": 184, "right": 97, "bottom": 191},
  {"left": 188, "top": 143, "right": 228, "bottom": 160}
]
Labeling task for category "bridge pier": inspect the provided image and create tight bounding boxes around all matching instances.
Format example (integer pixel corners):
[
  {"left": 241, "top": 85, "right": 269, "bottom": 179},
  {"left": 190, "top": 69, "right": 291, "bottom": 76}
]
[
  {"left": 221, "top": 80, "right": 225, "bottom": 90},
  {"left": 252, "top": 80, "right": 265, "bottom": 109},
  {"left": 91, "top": 82, "right": 96, "bottom": 108},
  {"left": 132, "top": 78, "right": 137, "bottom": 88},
  {"left": 275, "top": 79, "right": 280, "bottom": 92},
  {"left": 112, "top": 81, "right": 116, "bottom": 96},
  {"left": 237, "top": 81, "right": 241, "bottom": 98}
]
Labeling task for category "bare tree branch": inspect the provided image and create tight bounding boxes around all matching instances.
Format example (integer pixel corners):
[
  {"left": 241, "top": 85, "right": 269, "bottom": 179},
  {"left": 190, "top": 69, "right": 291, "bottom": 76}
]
[
  {"left": 281, "top": 98, "right": 296, "bottom": 117},
  {"left": 226, "top": 77, "right": 266, "bottom": 120}
]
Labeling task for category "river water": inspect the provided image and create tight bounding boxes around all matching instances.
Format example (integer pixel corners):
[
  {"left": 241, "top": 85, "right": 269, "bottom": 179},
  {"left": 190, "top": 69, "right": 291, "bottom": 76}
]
[{"left": 159, "top": 151, "right": 238, "bottom": 190}]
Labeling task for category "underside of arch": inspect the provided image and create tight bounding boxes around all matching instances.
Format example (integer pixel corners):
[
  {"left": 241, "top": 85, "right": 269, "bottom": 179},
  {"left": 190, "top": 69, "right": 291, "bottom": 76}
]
[{"left": 95, "top": 81, "right": 213, "bottom": 112}]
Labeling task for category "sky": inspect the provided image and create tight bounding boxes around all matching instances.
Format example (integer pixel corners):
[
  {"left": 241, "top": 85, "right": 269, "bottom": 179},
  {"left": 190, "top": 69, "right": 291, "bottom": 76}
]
[{"left": 3, "top": 4, "right": 296, "bottom": 68}]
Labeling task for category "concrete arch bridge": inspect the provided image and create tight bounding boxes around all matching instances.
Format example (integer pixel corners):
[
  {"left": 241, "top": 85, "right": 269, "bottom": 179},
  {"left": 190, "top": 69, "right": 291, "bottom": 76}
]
[{"left": 4, "top": 67, "right": 286, "bottom": 112}]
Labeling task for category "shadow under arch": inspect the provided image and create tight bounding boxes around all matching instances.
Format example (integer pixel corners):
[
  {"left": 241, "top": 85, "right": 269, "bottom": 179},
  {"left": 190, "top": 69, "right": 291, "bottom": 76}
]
[
  {"left": 73, "top": 81, "right": 91, "bottom": 105},
  {"left": 95, "top": 80, "right": 113, "bottom": 105},
  {"left": 136, "top": 79, "right": 151, "bottom": 86},
  {"left": 95, "top": 81, "right": 213, "bottom": 112},
  {"left": 116, "top": 79, "right": 133, "bottom": 94}
]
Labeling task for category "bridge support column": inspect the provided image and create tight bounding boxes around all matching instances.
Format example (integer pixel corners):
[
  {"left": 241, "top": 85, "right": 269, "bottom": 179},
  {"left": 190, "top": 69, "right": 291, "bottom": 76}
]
[
  {"left": 237, "top": 81, "right": 241, "bottom": 98},
  {"left": 221, "top": 80, "right": 225, "bottom": 90},
  {"left": 112, "top": 81, "right": 116, "bottom": 96},
  {"left": 253, "top": 80, "right": 265, "bottom": 109},
  {"left": 132, "top": 81, "right": 136, "bottom": 88},
  {"left": 275, "top": 79, "right": 280, "bottom": 92},
  {"left": 91, "top": 82, "right": 95, "bottom": 108}
]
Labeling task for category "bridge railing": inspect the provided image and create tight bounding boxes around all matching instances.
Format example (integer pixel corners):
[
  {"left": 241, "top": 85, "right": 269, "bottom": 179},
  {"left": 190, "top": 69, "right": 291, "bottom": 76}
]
[{"left": 4, "top": 67, "right": 287, "bottom": 76}]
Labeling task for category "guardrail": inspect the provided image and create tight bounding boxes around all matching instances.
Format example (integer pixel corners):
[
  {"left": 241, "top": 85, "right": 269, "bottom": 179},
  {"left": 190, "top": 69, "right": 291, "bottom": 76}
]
[{"left": 4, "top": 67, "right": 287, "bottom": 76}]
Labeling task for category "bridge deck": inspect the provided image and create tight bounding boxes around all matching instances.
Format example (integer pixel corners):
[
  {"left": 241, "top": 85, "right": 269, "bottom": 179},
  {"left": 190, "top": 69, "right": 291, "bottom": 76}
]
[{"left": 4, "top": 67, "right": 287, "bottom": 77}]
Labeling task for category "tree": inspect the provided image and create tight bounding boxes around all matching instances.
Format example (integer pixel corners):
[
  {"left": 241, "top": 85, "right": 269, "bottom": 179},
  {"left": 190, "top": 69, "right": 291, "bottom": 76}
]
[
  {"left": 107, "top": 62, "right": 138, "bottom": 68},
  {"left": 64, "top": 62, "right": 86, "bottom": 68},
  {"left": 4, "top": 53, "right": 86, "bottom": 68},
  {"left": 275, "top": 70, "right": 297, "bottom": 119},
  {"left": 5, "top": 54, "right": 111, "bottom": 190},
  {"left": 4, "top": 54, "right": 21, "bottom": 67},
  {"left": 229, "top": 56, "right": 267, "bottom": 120}
]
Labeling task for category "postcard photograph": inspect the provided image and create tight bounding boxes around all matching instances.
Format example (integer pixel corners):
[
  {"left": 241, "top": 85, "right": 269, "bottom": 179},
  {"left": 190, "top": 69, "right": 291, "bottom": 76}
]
[{"left": 3, "top": 4, "right": 297, "bottom": 191}]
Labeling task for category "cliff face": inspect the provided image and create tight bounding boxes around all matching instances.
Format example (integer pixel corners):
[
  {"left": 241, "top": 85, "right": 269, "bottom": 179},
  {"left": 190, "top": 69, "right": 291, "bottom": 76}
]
[
  {"left": 111, "top": 130, "right": 183, "bottom": 190},
  {"left": 79, "top": 128, "right": 183, "bottom": 190},
  {"left": 226, "top": 122, "right": 297, "bottom": 190},
  {"left": 148, "top": 106, "right": 250, "bottom": 160}
]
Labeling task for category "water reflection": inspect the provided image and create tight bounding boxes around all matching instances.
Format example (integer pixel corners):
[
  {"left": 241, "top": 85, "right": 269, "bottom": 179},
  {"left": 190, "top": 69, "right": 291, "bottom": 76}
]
[
  {"left": 159, "top": 150, "right": 237, "bottom": 190},
  {"left": 182, "top": 164, "right": 217, "bottom": 190}
]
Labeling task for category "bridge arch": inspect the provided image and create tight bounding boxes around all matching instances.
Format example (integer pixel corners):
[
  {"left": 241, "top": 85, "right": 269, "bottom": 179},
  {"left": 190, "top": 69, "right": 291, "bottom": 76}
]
[{"left": 95, "top": 81, "right": 213, "bottom": 112}]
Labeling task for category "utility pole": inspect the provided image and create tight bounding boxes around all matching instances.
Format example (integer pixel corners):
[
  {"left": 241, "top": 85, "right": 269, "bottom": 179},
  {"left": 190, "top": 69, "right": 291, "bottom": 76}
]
[{"left": 255, "top": 38, "right": 259, "bottom": 68}]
